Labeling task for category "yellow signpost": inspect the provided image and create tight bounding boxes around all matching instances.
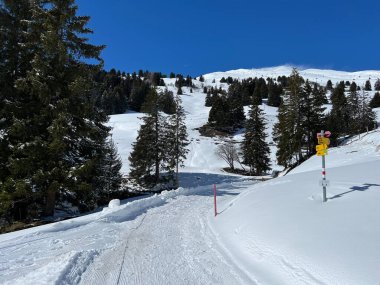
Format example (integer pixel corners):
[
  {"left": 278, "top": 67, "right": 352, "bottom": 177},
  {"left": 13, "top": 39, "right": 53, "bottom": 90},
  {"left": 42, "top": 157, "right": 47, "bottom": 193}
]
[
  {"left": 316, "top": 144, "right": 328, "bottom": 156},
  {"left": 316, "top": 150, "right": 328, "bottom": 156},
  {"left": 317, "top": 130, "right": 331, "bottom": 202},
  {"left": 317, "top": 137, "right": 330, "bottom": 145}
]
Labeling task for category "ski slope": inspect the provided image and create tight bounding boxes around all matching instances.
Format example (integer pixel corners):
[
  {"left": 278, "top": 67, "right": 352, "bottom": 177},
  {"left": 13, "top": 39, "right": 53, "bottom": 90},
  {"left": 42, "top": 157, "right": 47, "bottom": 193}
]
[{"left": 0, "top": 67, "right": 379, "bottom": 285}]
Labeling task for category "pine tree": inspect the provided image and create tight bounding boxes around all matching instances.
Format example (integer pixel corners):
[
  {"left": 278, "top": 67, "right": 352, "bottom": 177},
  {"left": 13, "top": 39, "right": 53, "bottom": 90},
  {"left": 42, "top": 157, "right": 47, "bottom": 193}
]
[
  {"left": 346, "top": 87, "right": 360, "bottom": 135},
  {"left": 177, "top": 86, "right": 183, "bottom": 95},
  {"left": 0, "top": 0, "right": 39, "bottom": 217},
  {"left": 158, "top": 89, "right": 176, "bottom": 114},
  {"left": 326, "top": 80, "right": 333, "bottom": 90},
  {"left": 252, "top": 84, "right": 262, "bottom": 105},
  {"left": 267, "top": 83, "right": 282, "bottom": 107},
  {"left": 312, "top": 83, "right": 328, "bottom": 105},
  {"left": 166, "top": 95, "right": 189, "bottom": 187},
  {"left": 242, "top": 97, "right": 271, "bottom": 175},
  {"left": 370, "top": 92, "right": 380, "bottom": 108},
  {"left": 273, "top": 100, "right": 295, "bottom": 168},
  {"left": 1, "top": 0, "right": 115, "bottom": 217},
  {"left": 364, "top": 80, "right": 372, "bottom": 91},
  {"left": 327, "top": 83, "right": 349, "bottom": 145},
  {"left": 229, "top": 97, "right": 246, "bottom": 128},
  {"left": 97, "top": 138, "right": 122, "bottom": 200},
  {"left": 301, "top": 81, "right": 325, "bottom": 156},
  {"left": 130, "top": 89, "right": 165, "bottom": 185},
  {"left": 374, "top": 79, "right": 380, "bottom": 91},
  {"left": 356, "top": 90, "right": 376, "bottom": 133},
  {"left": 349, "top": 81, "right": 357, "bottom": 92},
  {"left": 273, "top": 69, "right": 305, "bottom": 167},
  {"left": 199, "top": 75, "right": 204, "bottom": 82},
  {"left": 208, "top": 95, "right": 232, "bottom": 130},
  {"left": 205, "top": 91, "right": 213, "bottom": 107}
]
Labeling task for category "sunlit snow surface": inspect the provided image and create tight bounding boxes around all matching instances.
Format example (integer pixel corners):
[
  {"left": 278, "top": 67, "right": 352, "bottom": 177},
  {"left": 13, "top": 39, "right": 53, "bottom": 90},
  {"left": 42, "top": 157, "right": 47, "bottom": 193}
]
[{"left": 1, "top": 68, "right": 380, "bottom": 285}]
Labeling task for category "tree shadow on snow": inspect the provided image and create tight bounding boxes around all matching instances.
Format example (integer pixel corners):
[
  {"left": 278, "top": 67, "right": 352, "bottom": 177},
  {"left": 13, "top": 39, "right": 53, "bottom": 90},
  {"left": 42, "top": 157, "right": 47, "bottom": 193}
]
[
  {"left": 329, "top": 183, "right": 380, "bottom": 200},
  {"left": 179, "top": 172, "right": 242, "bottom": 188}
]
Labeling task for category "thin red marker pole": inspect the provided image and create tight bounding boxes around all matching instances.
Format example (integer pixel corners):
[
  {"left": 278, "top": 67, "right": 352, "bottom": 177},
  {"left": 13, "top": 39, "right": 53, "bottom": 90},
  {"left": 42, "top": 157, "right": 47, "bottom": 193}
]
[{"left": 214, "top": 184, "right": 217, "bottom": 216}]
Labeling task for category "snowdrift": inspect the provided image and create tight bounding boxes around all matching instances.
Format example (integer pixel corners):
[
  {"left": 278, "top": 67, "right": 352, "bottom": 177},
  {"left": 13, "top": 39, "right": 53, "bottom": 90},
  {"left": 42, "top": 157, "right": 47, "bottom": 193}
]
[{"left": 210, "top": 129, "right": 380, "bottom": 285}]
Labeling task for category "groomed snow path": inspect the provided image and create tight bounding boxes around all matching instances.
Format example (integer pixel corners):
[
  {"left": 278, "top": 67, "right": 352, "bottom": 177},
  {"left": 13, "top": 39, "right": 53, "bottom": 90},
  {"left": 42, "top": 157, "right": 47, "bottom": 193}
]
[{"left": 79, "top": 178, "right": 253, "bottom": 285}]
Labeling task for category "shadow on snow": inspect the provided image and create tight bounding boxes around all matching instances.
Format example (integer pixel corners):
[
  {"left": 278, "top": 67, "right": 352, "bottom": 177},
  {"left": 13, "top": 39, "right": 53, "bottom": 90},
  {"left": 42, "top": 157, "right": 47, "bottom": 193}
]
[{"left": 329, "top": 183, "right": 380, "bottom": 200}]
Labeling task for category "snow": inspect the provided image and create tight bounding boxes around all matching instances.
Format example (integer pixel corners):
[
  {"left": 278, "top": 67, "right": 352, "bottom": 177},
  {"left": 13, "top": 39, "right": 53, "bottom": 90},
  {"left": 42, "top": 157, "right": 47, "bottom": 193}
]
[
  {"left": 1, "top": 66, "right": 380, "bottom": 284},
  {"left": 203, "top": 65, "right": 380, "bottom": 87},
  {"left": 108, "top": 199, "right": 120, "bottom": 208},
  {"left": 209, "top": 129, "right": 380, "bottom": 285}
]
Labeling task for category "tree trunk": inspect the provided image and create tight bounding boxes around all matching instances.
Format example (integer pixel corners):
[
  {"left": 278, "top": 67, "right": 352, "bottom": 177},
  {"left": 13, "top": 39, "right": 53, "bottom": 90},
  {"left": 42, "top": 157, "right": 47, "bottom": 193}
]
[{"left": 44, "top": 182, "right": 58, "bottom": 216}]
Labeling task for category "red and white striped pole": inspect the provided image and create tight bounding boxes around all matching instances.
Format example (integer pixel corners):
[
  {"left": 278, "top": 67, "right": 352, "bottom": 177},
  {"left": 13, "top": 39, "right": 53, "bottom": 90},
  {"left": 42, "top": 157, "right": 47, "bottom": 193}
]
[{"left": 213, "top": 184, "right": 217, "bottom": 216}]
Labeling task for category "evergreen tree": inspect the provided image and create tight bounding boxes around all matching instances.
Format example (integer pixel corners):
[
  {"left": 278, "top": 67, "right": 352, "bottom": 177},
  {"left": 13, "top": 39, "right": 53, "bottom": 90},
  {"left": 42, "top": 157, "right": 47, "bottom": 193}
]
[
  {"left": 229, "top": 97, "right": 246, "bottom": 128},
  {"left": 327, "top": 83, "right": 349, "bottom": 145},
  {"left": 273, "top": 69, "right": 305, "bottom": 167},
  {"left": 312, "top": 83, "right": 328, "bottom": 106},
  {"left": 326, "top": 80, "right": 333, "bottom": 90},
  {"left": 177, "top": 86, "right": 183, "bottom": 95},
  {"left": 273, "top": 100, "right": 294, "bottom": 168},
  {"left": 259, "top": 79, "right": 268, "bottom": 99},
  {"left": 166, "top": 95, "right": 189, "bottom": 187},
  {"left": 356, "top": 90, "right": 376, "bottom": 133},
  {"left": 346, "top": 87, "right": 360, "bottom": 135},
  {"left": 252, "top": 84, "right": 262, "bottom": 105},
  {"left": 267, "top": 82, "right": 282, "bottom": 107},
  {"left": 205, "top": 91, "right": 213, "bottom": 107},
  {"left": 242, "top": 98, "right": 271, "bottom": 175},
  {"left": 227, "top": 83, "right": 246, "bottom": 126},
  {"left": 158, "top": 89, "right": 176, "bottom": 115},
  {"left": 349, "top": 81, "right": 357, "bottom": 92},
  {"left": 0, "top": 0, "right": 38, "bottom": 217},
  {"left": 301, "top": 81, "right": 325, "bottom": 156},
  {"left": 96, "top": 138, "right": 122, "bottom": 200},
  {"left": 364, "top": 80, "right": 372, "bottom": 91},
  {"left": 370, "top": 92, "right": 380, "bottom": 108},
  {"left": 374, "top": 79, "right": 380, "bottom": 91},
  {"left": 199, "top": 75, "right": 204, "bottom": 82},
  {"left": 208, "top": 95, "right": 229, "bottom": 129},
  {"left": 1, "top": 0, "right": 117, "bottom": 218},
  {"left": 130, "top": 90, "right": 165, "bottom": 185}
]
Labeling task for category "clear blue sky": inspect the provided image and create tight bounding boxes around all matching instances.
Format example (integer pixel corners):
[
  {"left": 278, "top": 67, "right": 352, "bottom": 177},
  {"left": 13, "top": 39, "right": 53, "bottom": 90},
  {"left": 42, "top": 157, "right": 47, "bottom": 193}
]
[{"left": 77, "top": 0, "right": 380, "bottom": 76}]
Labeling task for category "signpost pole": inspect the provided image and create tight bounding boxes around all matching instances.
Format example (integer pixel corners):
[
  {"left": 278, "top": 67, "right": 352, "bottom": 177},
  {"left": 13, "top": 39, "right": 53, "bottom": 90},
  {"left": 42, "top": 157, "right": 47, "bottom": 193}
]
[{"left": 321, "top": 130, "right": 327, "bottom": 202}]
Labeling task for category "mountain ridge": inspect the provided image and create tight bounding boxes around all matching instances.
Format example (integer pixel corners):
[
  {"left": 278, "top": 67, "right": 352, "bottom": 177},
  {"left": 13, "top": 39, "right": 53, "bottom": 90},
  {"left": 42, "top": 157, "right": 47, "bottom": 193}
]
[{"left": 202, "top": 65, "right": 380, "bottom": 86}]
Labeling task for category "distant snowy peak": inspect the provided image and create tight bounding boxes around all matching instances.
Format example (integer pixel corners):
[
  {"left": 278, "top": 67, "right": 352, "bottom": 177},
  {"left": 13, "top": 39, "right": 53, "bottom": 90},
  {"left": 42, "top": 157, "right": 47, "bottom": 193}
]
[{"left": 202, "top": 66, "right": 380, "bottom": 86}]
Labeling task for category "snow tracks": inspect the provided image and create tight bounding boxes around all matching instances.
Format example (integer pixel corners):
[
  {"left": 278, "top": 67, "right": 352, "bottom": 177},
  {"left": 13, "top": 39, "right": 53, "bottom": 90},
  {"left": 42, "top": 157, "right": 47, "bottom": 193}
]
[{"left": 80, "top": 184, "right": 252, "bottom": 285}]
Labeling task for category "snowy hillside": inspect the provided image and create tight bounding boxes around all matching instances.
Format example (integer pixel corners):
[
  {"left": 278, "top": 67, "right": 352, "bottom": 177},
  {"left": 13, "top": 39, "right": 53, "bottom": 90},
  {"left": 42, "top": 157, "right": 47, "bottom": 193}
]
[
  {"left": 109, "top": 78, "right": 282, "bottom": 175},
  {"left": 202, "top": 65, "right": 380, "bottom": 87},
  {"left": 210, "top": 129, "right": 380, "bottom": 285},
  {"left": 0, "top": 67, "right": 379, "bottom": 285}
]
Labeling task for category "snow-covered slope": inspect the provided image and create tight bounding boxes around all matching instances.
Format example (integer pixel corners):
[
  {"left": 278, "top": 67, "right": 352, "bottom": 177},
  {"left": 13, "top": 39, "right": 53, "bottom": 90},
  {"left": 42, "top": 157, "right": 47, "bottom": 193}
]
[
  {"left": 1, "top": 67, "right": 380, "bottom": 285},
  {"left": 203, "top": 65, "right": 380, "bottom": 86},
  {"left": 210, "top": 129, "right": 380, "bottom": 285},
  {"left": 110, "top": 79, "right": 281, "bottom": 175}
]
